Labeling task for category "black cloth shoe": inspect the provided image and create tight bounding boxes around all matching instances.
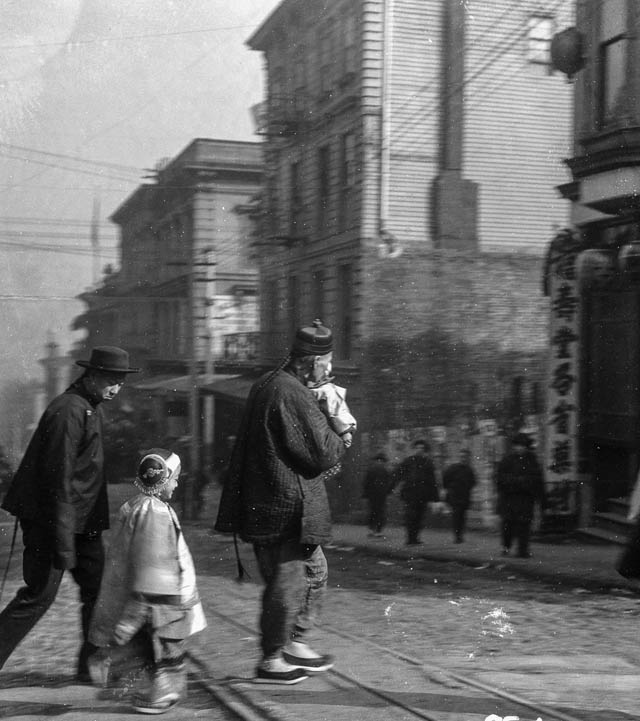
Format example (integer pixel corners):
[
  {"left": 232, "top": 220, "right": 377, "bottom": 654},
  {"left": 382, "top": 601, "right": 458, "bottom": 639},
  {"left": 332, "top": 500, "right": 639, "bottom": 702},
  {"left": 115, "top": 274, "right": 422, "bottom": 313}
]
[
  {"left": 255, "top": 666, "right": 308, "bottom": 684},
  {"left": 282, "top": 651, "right": 334, "bottom": 672}
]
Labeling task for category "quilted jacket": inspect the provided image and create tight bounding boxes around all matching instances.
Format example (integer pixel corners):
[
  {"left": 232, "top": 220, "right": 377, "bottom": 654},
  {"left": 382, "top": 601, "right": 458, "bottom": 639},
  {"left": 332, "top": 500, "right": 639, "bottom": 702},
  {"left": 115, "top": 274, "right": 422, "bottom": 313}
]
[{"left": 215, "top": 368, "right": 345, "bottom": 545}]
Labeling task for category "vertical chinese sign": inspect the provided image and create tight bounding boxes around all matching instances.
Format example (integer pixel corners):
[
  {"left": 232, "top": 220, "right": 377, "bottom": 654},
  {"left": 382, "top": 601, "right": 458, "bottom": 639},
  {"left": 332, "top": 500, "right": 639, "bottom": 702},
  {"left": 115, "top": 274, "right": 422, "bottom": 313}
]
[{"left": 544, "top": 230, "right": 582, "bottom": 520}]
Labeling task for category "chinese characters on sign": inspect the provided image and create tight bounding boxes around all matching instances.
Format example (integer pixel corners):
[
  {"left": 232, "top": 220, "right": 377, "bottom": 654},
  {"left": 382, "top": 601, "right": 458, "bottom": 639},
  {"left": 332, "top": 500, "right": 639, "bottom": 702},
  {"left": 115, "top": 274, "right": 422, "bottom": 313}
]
[{"left": 544, "top": 239, "right": 580, "bottom": 516}]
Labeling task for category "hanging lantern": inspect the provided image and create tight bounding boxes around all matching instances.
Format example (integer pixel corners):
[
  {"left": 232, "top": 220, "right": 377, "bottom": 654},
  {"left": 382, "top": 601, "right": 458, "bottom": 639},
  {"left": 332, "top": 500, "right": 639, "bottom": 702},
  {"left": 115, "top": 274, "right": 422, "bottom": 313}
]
[
  {"left": 576, "top": 249, "right": 616, "bottom": 292},
  {"left": 550, "top": 27, "right": 586, "bottom": 81}
]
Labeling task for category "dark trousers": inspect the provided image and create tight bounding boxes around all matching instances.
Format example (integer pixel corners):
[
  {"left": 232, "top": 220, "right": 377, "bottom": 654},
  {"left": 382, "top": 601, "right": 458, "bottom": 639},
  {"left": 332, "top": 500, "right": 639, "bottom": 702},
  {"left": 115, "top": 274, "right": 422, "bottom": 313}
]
[
  {"left": 253, "top": 540, "right": 327, "bottom": 660},
  {"left": 501, "top": 517, "right": 531, "bottom": 556},
  {"left": 367, "top": 496, "right": 387, "bottom": 533},
  {"left": 0, "top": 519, "right": 104, "bottom": 674},
  {"left": 451, "top": 505, "right": 468, "bottom": 541},
  {"left": 405, "top": 501, "right": 427, "bottom": 543}
]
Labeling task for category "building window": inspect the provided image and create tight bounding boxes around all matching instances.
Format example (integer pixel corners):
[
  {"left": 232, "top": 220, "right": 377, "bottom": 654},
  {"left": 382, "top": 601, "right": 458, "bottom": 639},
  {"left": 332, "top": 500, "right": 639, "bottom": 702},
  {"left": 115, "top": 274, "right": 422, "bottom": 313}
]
[
  {"left": 319, "top": 20, "right": 335, "bottom": 96},
  {"left": 342, "top": 12, "right": 357, "bottom": 79},
  {"left": 263, "top": 278, "right": 278, "bottom": 357},
  {"left": 289, "top": 161, "right": 303, "bottom": 237},
  {"left": 339, "top": 132, "right": 356, "bottom": 231},
  {"left": 311, "top": 268, "right": 325, "bottom": 320},
  {"left": 336, "top": 263, "right": 353, "bottom": 360},
  {"left": 292, "top": 45, "right": 307, "bottom": 96},
  {"left": 599, "top": 0, "right": 628, "bottom": 126},
  {"left": 527, "top": 15, "right": 554, "bottom": 65},
  {"left": 318, "top": 145, "right": 331, "bottom": 232}
]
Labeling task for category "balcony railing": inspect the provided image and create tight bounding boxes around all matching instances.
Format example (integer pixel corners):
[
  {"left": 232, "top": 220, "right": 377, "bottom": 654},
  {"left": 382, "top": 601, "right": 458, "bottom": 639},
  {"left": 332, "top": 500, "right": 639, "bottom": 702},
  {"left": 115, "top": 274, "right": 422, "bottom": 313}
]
[{"left": 251, "top": 93, "right": 309, "bottom": 137}]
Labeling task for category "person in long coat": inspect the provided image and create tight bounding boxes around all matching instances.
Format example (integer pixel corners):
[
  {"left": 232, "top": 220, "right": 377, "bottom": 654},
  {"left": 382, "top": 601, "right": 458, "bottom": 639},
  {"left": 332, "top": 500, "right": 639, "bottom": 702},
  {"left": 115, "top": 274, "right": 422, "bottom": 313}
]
[
  {"left": 443, "top": 449, "right": 477, "bottom": 544},
  {"left": 215, "top": 320, "right": 346, "bottom": 685},
  {"left": 394, "top": 440, "right": 440, "bottom": 545},
  {"left": 496, "top": 432, "right": 546, "bottom": 558},
  {"left": 362, "top": 452, "right": 393, "bottom": 537},
  {"left": 0, "top": 346, "right": 139, "bottom": 680}
]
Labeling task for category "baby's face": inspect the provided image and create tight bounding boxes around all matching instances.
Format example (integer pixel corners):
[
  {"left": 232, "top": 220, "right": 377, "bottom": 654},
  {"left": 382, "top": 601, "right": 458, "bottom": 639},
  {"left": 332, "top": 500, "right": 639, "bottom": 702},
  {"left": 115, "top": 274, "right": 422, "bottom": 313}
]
[{"left": 311, "top": 352, "right": 333, "bottom": 383}]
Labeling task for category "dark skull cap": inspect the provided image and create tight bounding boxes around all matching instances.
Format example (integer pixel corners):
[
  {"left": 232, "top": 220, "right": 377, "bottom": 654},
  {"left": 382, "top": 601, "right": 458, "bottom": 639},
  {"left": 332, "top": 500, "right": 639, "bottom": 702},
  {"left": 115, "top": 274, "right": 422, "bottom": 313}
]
[{"left": 291, "top": 319, "right": 333, "bottom": 356}]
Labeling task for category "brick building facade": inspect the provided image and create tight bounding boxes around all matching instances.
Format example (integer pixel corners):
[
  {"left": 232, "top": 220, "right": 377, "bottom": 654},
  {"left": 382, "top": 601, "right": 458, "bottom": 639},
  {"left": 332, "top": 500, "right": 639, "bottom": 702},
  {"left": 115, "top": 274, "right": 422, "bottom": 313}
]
[{"left": 247, "top": 0, "right": 573, "bottom": 520}]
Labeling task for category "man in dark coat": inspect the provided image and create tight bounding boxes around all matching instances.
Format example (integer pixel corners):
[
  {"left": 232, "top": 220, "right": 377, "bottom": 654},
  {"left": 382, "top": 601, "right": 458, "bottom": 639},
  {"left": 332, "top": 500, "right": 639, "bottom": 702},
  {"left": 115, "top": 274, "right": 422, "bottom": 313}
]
[
  {"left": 215, "top": 321, "right": 346, "bottom": 685},
  {"left": 443, "top": 448, "right": 477, "bottom": 544},
  {"left": 496, "top": 432, "right": 546, "bottom": 559},
  {"left": 394, "top": 440, "right": 439, "bottom": 545},
  {"left": 0, "top": 346, "right": 139, "bottom": 680},
  {"left": 362, "top": 452, "right": 392, "bottom": 537}
]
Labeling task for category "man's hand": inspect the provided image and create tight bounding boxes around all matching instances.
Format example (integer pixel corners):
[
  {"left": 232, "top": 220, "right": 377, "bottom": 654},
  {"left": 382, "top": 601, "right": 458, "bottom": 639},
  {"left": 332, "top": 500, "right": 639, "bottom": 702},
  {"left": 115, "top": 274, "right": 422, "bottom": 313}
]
[{"left": 342, "top": 432, "right": 353, "bottom": 448}]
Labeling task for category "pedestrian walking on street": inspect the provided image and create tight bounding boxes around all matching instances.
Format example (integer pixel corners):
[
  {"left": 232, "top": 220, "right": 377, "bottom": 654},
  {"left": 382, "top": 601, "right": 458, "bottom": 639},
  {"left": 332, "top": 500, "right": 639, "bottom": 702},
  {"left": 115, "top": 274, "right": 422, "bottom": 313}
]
[
  {"left": 394, "top": 440, "right": 439, "bottom": 546},
  {"left": 496, "top": 432, "right": 546, "bottom": 559},
  {"left": 362, "top": 452, "right": 393, "bottom": 537},
  {"left": 0, "top": 346, "right": 139, "bottom": 681},
  {"left": 443, "top": 449, "right": 477, "bottom": 544},
  {"left": 215, "top": 320, "right": 346, "bottom": 685},
  {"left": 88, "top": 448, "right": 206, "bottom": 714}
]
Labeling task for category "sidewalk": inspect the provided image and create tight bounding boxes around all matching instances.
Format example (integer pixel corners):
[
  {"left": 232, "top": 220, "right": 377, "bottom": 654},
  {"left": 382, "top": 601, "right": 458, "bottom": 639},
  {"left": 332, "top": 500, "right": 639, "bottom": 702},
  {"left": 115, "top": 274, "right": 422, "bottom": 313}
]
[{"left": 330, "top": 522, "right": 636, "bottom": 592}]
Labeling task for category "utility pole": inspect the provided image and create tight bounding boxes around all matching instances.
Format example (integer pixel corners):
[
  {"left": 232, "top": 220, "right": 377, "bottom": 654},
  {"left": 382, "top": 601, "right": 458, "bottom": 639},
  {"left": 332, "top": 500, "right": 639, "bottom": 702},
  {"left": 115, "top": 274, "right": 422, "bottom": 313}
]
[{"left": 185, "top": 247, "right": 216, "bottom": 520}]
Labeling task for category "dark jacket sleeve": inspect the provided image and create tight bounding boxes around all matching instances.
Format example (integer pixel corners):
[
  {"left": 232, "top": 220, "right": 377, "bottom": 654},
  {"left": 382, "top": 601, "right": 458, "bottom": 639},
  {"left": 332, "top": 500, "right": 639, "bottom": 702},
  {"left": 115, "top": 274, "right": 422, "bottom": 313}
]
[
  {"left": 273, "top": 384, "right": 345, "bottom": 479},
  {"left": 45, "top": 404, "right": 85, "bottom": 569}
]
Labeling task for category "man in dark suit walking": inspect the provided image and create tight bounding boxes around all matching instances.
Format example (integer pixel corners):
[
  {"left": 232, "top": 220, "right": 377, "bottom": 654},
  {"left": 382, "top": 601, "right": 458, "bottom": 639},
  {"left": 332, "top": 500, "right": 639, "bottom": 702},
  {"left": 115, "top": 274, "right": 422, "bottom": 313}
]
[{"left": 0, "top": 346, "right": 139, "bottom": 680}]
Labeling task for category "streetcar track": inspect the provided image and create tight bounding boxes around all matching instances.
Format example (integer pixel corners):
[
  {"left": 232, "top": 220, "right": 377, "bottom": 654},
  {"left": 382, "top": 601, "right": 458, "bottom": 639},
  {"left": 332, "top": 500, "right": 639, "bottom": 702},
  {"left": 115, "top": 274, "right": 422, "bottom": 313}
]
[{"left": 190, "top": 599, "right": 587, "bottom": 721}]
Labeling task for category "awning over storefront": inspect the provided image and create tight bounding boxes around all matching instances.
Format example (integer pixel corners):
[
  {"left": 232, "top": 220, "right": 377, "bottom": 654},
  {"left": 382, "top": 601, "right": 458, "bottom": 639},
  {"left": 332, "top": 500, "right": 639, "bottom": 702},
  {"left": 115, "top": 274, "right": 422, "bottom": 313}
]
[{"left": 202, "top": 375, "right": 256, "bottom": 403}]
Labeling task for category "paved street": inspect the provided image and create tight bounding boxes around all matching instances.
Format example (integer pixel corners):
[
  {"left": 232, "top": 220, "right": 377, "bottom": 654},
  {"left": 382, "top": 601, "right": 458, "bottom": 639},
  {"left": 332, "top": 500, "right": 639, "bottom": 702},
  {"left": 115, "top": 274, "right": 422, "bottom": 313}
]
[{"left": 1, "top": 484, "right": 640, "bottom": 719}]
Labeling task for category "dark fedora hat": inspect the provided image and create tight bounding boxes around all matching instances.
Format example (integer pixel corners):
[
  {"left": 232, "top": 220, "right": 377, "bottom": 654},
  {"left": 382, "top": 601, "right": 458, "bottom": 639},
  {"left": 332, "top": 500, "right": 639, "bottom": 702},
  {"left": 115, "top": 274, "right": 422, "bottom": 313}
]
[{"left": 76, "top": 346, "right": 140, "bottom": 374}]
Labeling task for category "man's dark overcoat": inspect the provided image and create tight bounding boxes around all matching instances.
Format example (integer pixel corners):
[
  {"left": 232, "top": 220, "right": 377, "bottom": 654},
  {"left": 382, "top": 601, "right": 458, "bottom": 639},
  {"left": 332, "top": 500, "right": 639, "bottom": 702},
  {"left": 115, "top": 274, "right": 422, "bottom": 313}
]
[
  {"left": 495, "top": 450, "right": 546, "bottom": 522},
  {"left": 1, "top": 382, "right": 109, "bottom": 569},
  {"left": 395, "top": 454, "right": 439, "bottom": 504},
  {"left": 215, "top": 368, "right": 345, "bottom": 545},
  {"left": 443, "top": 462, "right": 476, "bottom": 508}
]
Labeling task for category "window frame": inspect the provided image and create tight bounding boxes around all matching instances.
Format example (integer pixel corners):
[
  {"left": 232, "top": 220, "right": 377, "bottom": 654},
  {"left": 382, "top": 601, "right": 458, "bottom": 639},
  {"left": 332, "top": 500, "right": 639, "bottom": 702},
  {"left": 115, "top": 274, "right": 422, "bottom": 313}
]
[
  {"left": 317, "top": 144, "right": 331, "bottom": 232},
  {"left": 526, "top": 14, "right": 554, "bottom": 66}
]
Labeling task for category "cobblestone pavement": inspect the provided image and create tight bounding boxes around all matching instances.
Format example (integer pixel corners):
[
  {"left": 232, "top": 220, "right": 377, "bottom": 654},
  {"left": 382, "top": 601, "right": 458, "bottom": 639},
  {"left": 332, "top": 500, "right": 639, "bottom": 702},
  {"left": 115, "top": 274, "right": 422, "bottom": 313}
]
[{"left": 2, "top": 484, "right": 640, "bottom": 719}]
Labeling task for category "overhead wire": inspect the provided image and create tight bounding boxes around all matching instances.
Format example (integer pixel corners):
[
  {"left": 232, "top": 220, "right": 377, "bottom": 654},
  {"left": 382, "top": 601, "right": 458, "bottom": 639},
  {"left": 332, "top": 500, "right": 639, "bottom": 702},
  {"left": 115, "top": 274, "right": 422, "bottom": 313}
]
[
  {"left": 0, "top": 216, "right": 117, "bottom": 228},
  {"left": 387, "top": 0, "right": 523, "bottom": 121},
  {"left": 0, "top": 23, "right": 258, "bottom": 51},
  {"left": 390, "top": 0, "right": 567, "bottom": 149},
  {"left": 0, "top": 142, "right": 143, "bottom": 175},
  {"left": 0, "top": 151, "right": 141, "bottom": 184}
]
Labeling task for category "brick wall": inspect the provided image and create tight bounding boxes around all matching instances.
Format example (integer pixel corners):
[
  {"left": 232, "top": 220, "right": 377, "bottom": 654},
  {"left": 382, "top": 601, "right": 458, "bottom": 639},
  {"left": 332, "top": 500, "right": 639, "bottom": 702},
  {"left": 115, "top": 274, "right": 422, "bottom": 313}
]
[
  {"left": 327, "top": 245, "right": 549, "bottom": 520},
  {"left": 357, "top": 245, "right": 548, "bottom": 423}
]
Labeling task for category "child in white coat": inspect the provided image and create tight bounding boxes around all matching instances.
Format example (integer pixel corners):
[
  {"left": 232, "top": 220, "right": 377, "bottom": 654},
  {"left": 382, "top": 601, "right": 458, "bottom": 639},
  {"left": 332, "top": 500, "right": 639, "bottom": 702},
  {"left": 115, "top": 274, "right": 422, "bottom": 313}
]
[{"left": 88, "top": 448, "right": 206, "bottom": 714}]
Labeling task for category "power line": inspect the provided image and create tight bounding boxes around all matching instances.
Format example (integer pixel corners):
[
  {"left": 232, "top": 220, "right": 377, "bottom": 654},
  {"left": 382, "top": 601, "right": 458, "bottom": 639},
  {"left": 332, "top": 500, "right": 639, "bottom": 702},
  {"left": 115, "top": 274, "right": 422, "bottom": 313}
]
[
  {"left": 0, "top": 142, "right": 143, "bottom": 175},
  {"left": 0, "top": 184, "right": 137, "bottom": 192},
  {"left": 0, "top": 216, "right": 116, "bottom": 228},
  {"left": 0, "top": 229, "right": 117, "bottom": 240},
  {"left": 387, "top": 1, "right": 523, "bottom": 121},
  {"left": 391, "top": 0, "right": 566, "bottom": 148},
  {"left": 0, "top": 151, "right": 140, "bottom": 184},
  {"left": 0, "top": 294, "right": 92, "bottom": 301},
  {"left": 0, "top": 239, "right": 118, "bottom": 257},
  {"left": 0, "top": 24, "right": 257, "bottom": 51}
]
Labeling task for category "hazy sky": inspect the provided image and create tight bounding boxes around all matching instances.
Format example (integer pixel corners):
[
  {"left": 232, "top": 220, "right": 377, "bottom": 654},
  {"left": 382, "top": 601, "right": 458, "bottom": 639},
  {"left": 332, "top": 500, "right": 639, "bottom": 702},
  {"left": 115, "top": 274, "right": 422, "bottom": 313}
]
[{"left": 1, "top": 0, "right": 280, "bottom": 386}]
